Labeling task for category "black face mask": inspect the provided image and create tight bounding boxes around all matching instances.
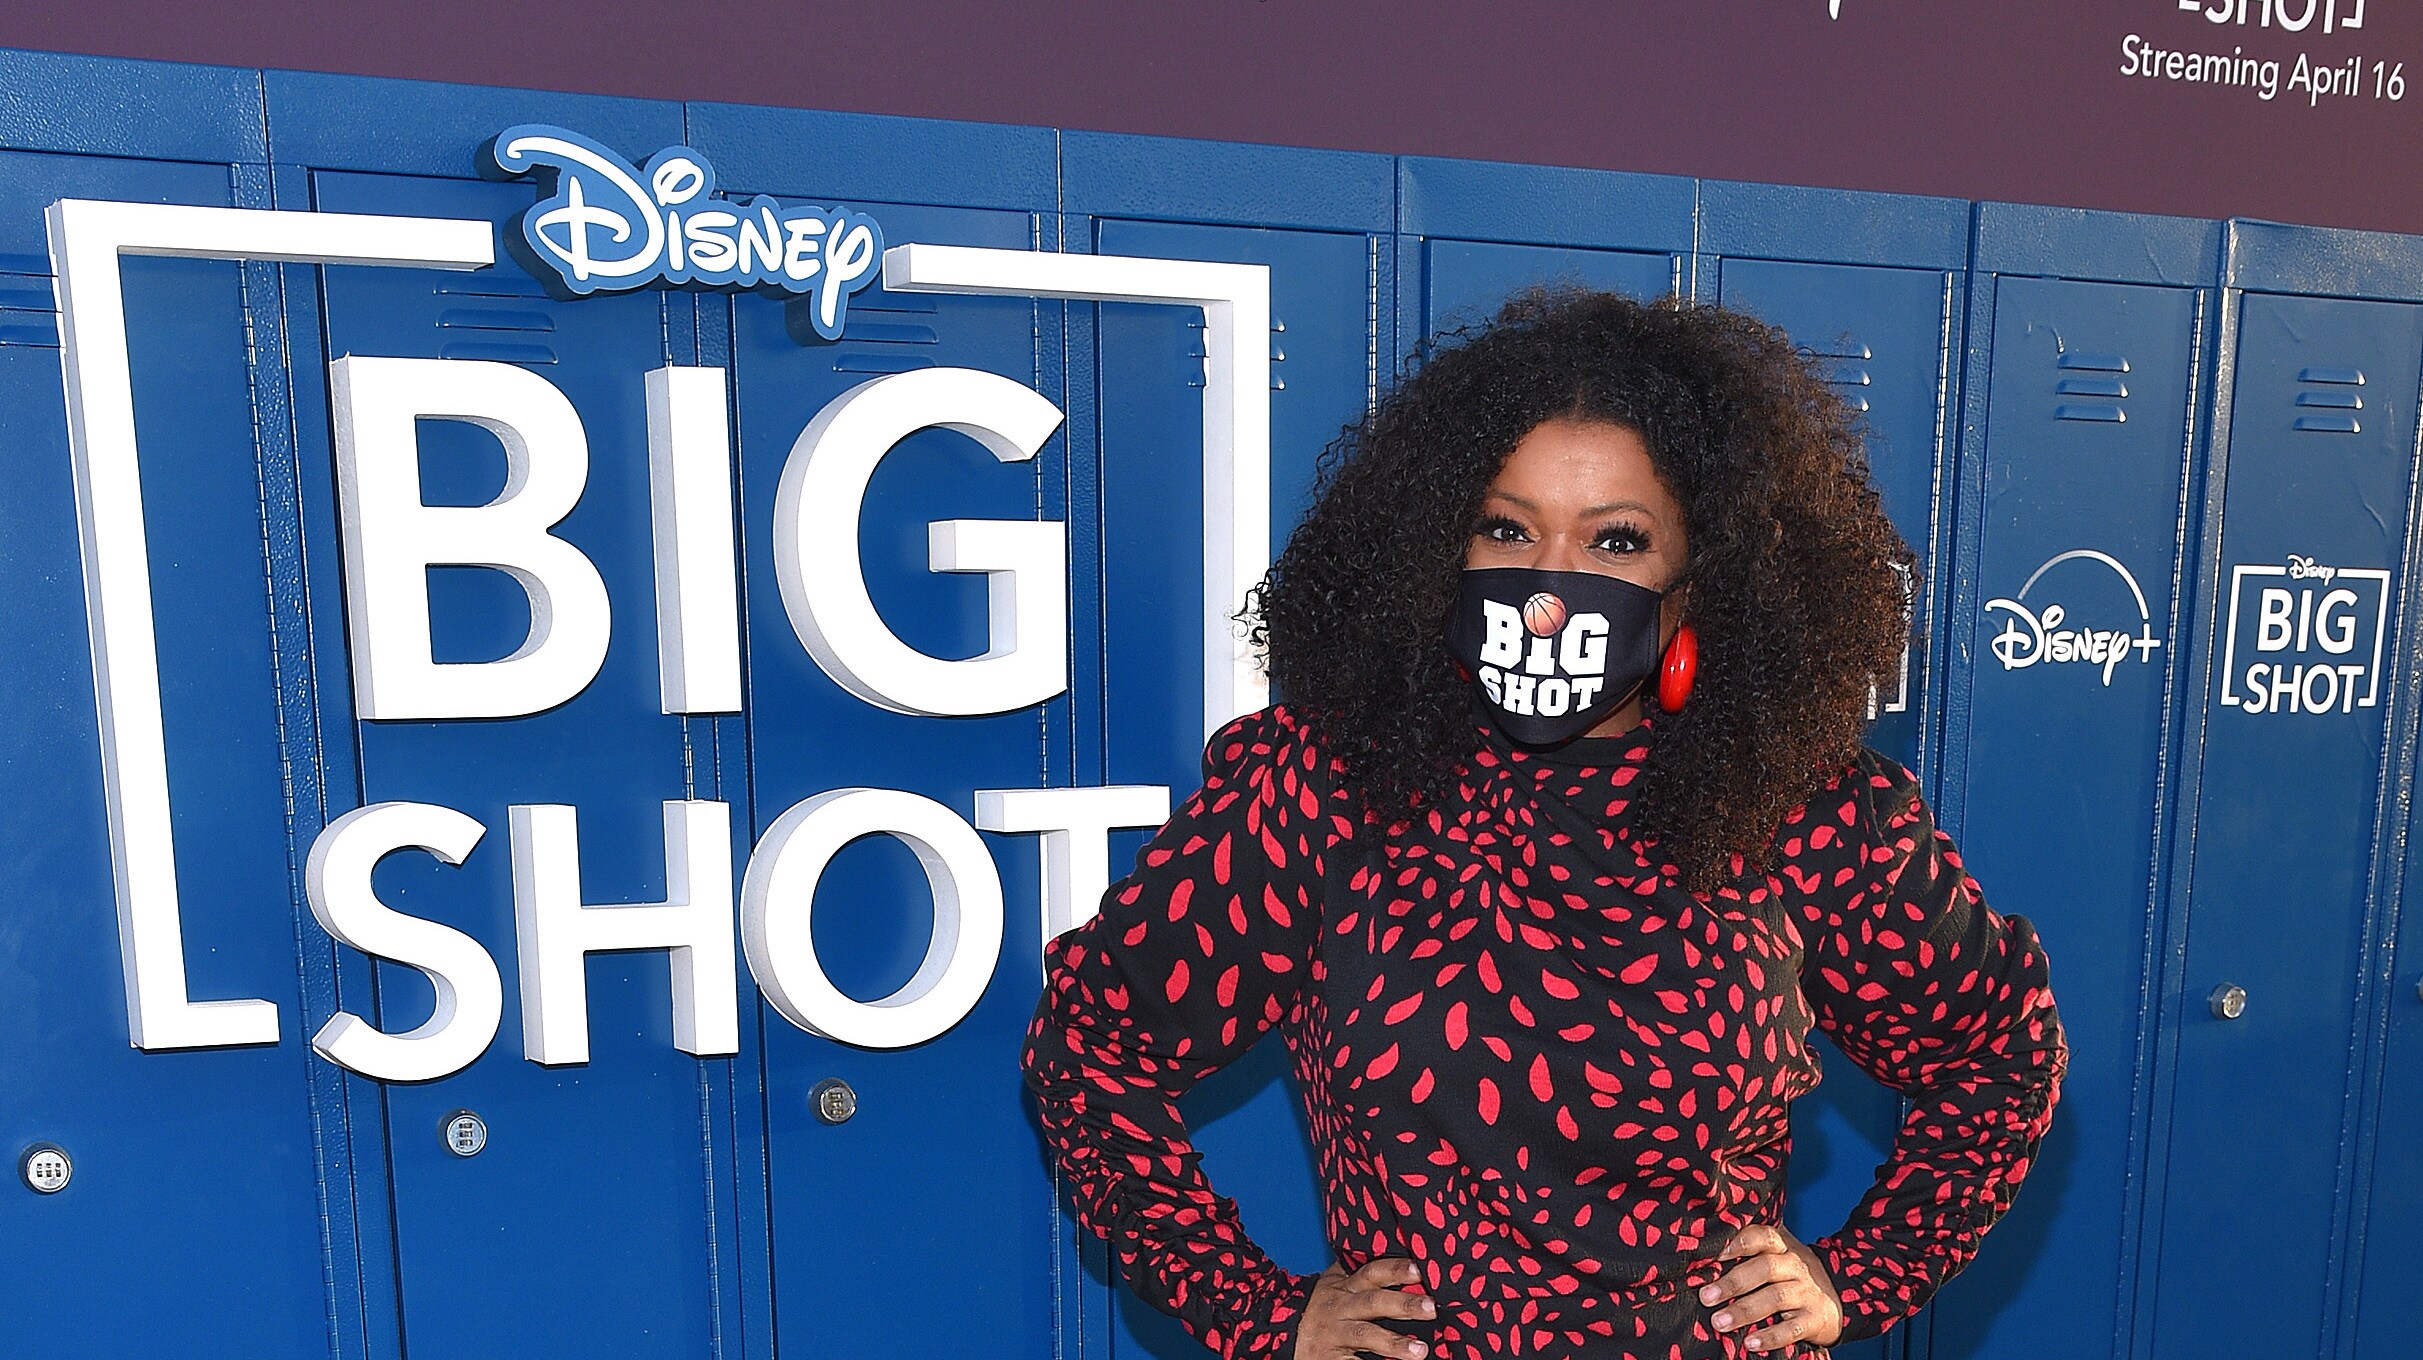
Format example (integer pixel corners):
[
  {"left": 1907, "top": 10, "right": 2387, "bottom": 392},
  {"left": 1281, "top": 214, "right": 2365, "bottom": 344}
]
[{"left": 1445, "top": 567, "right": 1665, "bottom": 746}]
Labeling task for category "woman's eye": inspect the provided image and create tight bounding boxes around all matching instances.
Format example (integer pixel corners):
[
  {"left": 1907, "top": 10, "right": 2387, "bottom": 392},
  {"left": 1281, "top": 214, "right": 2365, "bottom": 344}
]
[
  {"left": 1476, "top": 517, "right": 1529, "bottom": 544},
  {"left": 1594, "top": 526, "right": 1650, "bottom": 553}
]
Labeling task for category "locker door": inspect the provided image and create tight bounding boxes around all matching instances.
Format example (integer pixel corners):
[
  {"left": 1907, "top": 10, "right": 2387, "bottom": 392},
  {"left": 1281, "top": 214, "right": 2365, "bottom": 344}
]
[
  {"left": 1091, "top": 216, "right": 1376, "bottom": 1357},
  {"left": 2152, "top": 292, "right": 2423, "bottom": 1357},
  {"left": 0, "top": 148, "right": 337, "bottom": 1357},
  {"left": 302, "top": 167, "right": 725, "bottom": 1357},
  {"left": 1713, "top": 260, "right": 1946, "bottom": 777},
  {"left": 1712, "top": 259, "right": 1954, "bottom": 1360},
  {"left": 727, "top": 200, "right": 1062, "bottom": 1360},
  {"left": 1937, "top": 277, "right": 2202, "bottom": 1359},
  {"left": 1397, "top": 156, "right": 1695, "bottom": 340},
  {"left": 1422, "top": 239, "right": 1681, "bottom": 332},
  {"left": 2355, "top": 829, "right": 2423, "bottom": 1358}
]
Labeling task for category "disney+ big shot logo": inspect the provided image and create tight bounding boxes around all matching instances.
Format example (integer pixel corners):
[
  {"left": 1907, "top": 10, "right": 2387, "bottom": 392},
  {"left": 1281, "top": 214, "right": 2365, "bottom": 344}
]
[{"left": 486, "top": 125, "right": 885, "bottom": 339}]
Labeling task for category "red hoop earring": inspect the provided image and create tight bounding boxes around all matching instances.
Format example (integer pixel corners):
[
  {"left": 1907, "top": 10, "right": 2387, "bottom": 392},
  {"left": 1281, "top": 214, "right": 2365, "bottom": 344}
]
[{"left": 1656, "top": 624, "right": 1698, "bottom": 712}]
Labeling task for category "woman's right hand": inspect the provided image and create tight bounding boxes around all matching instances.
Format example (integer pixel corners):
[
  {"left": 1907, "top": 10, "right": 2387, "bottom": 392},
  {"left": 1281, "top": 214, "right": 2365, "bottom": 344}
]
[{"left": 1295, "top": 1258, "right": 1436, "bottom": 1360}]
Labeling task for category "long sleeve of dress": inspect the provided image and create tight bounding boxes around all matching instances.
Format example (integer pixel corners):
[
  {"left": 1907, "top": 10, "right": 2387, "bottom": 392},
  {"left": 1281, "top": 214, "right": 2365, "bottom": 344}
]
[
  {"left": 1788, "top": 753, "right": 2067, "bottom": 1342},
  {"left": 1021, "top": 707, "right": 1348, "bottom": 1360}
]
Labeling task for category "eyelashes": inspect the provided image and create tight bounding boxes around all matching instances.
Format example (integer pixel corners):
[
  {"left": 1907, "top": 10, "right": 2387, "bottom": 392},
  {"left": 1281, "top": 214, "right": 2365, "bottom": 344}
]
[
  {"left": 1471, "top": 513, "right": 1652, "bottom": 554},
  {"left": 1473, "top": 513, "right": 1528, "bottom": 544},
  {"left": 1593, "top": 522, "right": 1652, "bottom": 553}
]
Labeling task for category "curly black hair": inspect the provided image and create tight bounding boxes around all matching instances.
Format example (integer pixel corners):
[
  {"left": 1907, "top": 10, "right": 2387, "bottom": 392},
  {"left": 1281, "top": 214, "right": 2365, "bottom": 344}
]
[{"left": 1246, "top": 288, "right": 1916, "bottom": 890}]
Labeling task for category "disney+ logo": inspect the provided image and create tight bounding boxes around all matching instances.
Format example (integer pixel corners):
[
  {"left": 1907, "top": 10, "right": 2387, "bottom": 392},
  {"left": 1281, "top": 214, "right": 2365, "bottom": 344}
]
[{"left": 1983, "top": 550, "right": 2163, "bottom": 686}]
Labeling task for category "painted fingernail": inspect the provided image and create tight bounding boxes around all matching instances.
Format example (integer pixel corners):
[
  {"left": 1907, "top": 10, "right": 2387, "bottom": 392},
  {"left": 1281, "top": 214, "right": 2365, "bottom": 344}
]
[
  {"left": 1713, "top": 1313, "right": 1731, "bottom": 1329},
  {"left": 1745, "top": 1339, "right": 1764, "bottom": 1352},
  {"left": 1408, "top": 1342, "right": 1426, "bottom": 1357},
  {"left": 1701, "top": 1286, "right": 1720, "bottom": 1304},
  {"left": 1420, "top": 1298, "right": 1437, "bottom": 1316}
]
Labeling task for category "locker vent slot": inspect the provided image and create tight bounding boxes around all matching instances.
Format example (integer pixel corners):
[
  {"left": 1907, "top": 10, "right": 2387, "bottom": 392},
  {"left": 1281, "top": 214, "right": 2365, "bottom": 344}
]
[
  {"left": 432, "top": 281, "right": 559, "bottom": 363},
  {"left": 2299, "top": 365, "right": 2366, "bottom": 385},
  {"left": 2293, "top": 366, "right": 2366, "bottom": 433},
  {"left": 438, "top": 341, "right": 558, "bottom": 364},
  {"left": 798, "top": 291, "right": 941, "bottom": 370},
  {"left": 2054, "top": 404, "right": 2126, "bottom": 423},
  {"left": 437, "top": 308, "right": 556, "bottom": 333},
  {"left": 2056, "top": 376, "right": 2127, "bottom": 398},
  {"left": 2055, "top": 349, "right": 2130, "bottom": 422},
  {"left": 0, "top": 252, "right": 59, "bottom": 349},
  {"left": 2057, "top": 352, "right": 2131, "bottom": 372},
  {"left": 1802, "top": 338, "right": 1872, "bottom": 413}
]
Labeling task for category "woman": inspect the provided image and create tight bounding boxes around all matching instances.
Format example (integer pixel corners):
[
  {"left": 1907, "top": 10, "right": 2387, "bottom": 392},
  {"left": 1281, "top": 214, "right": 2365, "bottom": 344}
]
[{"left": 1023, "top": 290, "right": 2065, "bottom": 1359}]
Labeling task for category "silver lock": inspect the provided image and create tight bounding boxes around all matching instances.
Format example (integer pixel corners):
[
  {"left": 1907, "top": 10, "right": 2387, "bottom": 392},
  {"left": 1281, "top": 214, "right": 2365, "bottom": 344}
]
[
  {"left": 19, "top": 1143, "right": 70, "bottom": 1194},
  {"left": 442, "top": 1110, "right": 488, "bottom": 1157},
  {"left": 2209, "top": 983, "right": 2249, "bottom": 1020},
  {"left": 811, "top": 1078, "right": 858, "bottom": 1125}
]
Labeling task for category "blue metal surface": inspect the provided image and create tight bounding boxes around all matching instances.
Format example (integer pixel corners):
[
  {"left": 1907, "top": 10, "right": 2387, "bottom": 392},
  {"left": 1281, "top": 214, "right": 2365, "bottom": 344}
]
[
  {"left": 1972, "top": 203, "right": 2223, "bottom": 289},
  {"left": 264, "top": 70, "right": 684, "bottom": 177},
  {"left": 2153, "top": 290, "right": 2422, "bottom": 1359},
  {"left": 0, "top": 45, "right": 265, "bottom": 162},
  {"left": 0, "top": 149, "right": 332, "bottom": 1357},
  {"left": 2226, "top": 218, "right": 2423, "bottom": 303},
  {"left": 1395, "top": 155, "right": 1695, "bottom": 252},
  {"left": 1420, "top": 239, "right": 1681, "bottom": 331},
  {"left": 1700, "top": 181, "right": 1969, "bottom": 272},
  {"left": 2356, "top": 782, "right": 2423, "bottom": 1357},
  {"left": 686, "top": 100, "right": 1057, "bottom": 213},
  {"left": 1937, "top": 275, "right": 2205, "bottom": 1360},
  {"left": 1065, "top": 131, "right": 1393, "bottom": 234}
]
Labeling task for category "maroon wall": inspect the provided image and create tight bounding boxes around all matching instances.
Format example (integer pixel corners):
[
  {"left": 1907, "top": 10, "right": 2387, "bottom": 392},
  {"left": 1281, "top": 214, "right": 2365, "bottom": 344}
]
[{"left": 6, "top": 0, "right": 2421, "bottom": 234}]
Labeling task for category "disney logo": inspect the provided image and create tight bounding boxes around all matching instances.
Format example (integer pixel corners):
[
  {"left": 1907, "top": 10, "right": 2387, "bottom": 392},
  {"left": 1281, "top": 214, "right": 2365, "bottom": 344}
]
[
  {"left": 2286, "top": 554, "right": 2338, "bottom": 583},
  {"left": 487, "top": 125, "right": 884, "bottom": 339},
  {"left": 1982, "top": 549, "right": 2163, "bottom": 686}
]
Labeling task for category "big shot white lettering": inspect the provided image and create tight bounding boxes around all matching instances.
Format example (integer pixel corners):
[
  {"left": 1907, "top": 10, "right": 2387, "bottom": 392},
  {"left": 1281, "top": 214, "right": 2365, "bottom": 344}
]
[
  {"left": 48, "top": 197, "right": 1263, "bottom": 1073},
  {"left": 1471, "top": 597, "right": 1612, "bottom": 718},
  {"left": 2219, "top": 555, "right": 2392, "bottom": 716}
]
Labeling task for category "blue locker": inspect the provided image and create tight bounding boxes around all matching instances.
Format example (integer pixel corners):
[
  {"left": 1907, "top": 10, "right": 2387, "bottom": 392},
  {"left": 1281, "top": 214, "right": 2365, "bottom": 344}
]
[
  {"left": 1397, "top": 157, "right": 1695, "bottom": 350},
  {"left": 2150, "top": 231, "right": 2423, "bottom": 1357},
  {"left": 1934, "top": 205, "right": 2223, "bottom": 1360},
  {"left": 1702, "top": 181, "right": 1969, "bottom": 831},
  {"left": 0, "top": 52, "right": 339, "bottom": 1357},
  {"left": 1066, "top": 130, "right": 1391, "bottom": 1360},
  {"left": 696, "top": 100, "right": 1066, "bottom": 1360},
  {"left": 2359, "top": 786, "right": 2423, "bottom": 1358},
  {"left": 1701, "top": 182, "right": 1970, "bottom": 1360},
  {"left": 264, "top": 75, "right": 735, "bottom": 1358}
]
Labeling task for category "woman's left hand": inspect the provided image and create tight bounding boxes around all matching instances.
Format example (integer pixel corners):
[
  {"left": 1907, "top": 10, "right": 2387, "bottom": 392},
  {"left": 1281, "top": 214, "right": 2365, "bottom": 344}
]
[{"left": 1699, "top": 1223, "right": 1845, "bottom": 1353}]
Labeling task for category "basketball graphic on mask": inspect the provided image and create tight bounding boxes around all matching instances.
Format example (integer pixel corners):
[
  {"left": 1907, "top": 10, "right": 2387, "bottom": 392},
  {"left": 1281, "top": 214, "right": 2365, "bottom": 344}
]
[{"left": 1521, "top": 592, "right": 1566, "bottom": 637}]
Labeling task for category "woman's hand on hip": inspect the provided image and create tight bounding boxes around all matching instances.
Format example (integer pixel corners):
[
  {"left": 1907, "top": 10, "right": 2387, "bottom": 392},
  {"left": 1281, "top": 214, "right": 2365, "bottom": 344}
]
[
  {"left": 1701, "top": 1223, "right": 1844, "bottom": 1352},
  {"left": 1294, "top": 1258, "right": 1435, "bottom": 1360}
]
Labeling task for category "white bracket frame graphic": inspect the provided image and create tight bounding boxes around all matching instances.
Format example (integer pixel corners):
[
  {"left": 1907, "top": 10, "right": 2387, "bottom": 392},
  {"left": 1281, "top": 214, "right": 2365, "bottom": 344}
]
[
  {"left": 48, "top": 198, "right": 495, "bottom": 1049},
  {"left": 883, "top": 243, "right": 1272, "bottom": 743},
  {"left": 2217, "top": 561, "right": 2392, "bottom": 710},
  {"left": 50, "top": 211, "right": 1269, "bottom": 1050}
]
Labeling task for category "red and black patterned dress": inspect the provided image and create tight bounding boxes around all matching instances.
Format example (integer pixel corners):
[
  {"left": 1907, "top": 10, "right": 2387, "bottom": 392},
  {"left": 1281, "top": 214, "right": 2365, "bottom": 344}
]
[{"left": 1023, "top": 706, "right": 2064, "bottom": 1360}]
